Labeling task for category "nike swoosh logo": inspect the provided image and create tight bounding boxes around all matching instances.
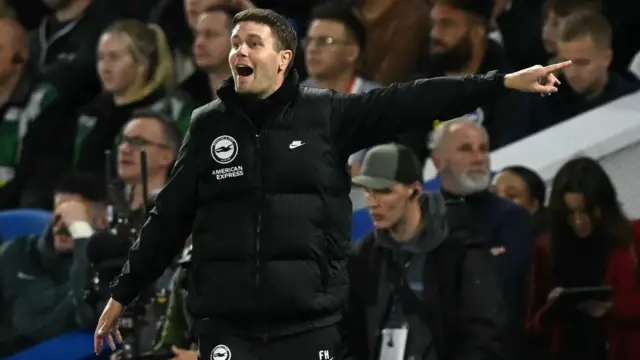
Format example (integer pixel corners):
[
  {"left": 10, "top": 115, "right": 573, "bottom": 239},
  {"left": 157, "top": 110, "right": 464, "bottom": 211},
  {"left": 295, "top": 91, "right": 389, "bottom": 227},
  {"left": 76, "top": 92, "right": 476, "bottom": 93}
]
[
  {"left": 289, "top": 143, "right": 305, "bottom": 149},
  {"left": 17, "top": 272, "right": 36, "bottom": 280}
]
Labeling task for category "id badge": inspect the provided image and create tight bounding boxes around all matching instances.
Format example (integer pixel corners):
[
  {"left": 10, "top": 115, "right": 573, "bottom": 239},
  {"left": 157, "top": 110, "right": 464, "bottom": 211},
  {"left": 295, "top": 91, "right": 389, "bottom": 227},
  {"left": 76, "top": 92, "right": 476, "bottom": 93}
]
[{"left": 379, "top": 325, "right": 408, "bottom": 360}]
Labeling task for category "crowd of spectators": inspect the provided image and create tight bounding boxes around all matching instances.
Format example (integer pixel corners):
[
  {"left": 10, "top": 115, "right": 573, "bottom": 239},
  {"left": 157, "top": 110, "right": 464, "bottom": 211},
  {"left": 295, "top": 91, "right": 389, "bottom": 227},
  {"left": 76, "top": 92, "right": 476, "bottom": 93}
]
[{"left": 0, "top": 0, "right": 638, "bottom": 359}]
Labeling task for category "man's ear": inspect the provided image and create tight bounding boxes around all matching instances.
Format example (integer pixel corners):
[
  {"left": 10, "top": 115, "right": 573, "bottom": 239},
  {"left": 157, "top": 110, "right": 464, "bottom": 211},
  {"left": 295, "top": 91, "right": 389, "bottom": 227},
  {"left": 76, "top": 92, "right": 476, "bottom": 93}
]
[
  {"left": 278, "top": 49, "right": 293, "bottom": 72},
  {"left": 431, "top": 151, "right": 442, "bottom": 170}
]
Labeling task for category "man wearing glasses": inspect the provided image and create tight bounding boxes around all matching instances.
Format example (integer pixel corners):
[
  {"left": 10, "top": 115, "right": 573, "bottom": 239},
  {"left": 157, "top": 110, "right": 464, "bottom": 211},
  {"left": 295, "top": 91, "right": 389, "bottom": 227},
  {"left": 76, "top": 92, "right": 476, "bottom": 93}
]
[
  {"left": 80, "top": 109, "right": 182, "bottom": 357},
  {"left": 301, "top": 1, "right": 380, "bottom": 176}
]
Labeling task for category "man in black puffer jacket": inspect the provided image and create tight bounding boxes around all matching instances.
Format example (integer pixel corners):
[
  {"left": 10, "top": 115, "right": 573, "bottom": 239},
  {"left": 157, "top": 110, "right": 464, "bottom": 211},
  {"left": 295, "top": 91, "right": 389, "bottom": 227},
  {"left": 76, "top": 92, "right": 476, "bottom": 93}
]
[{"left": 95, "top": 8, "right": 571, "bottom": 360}]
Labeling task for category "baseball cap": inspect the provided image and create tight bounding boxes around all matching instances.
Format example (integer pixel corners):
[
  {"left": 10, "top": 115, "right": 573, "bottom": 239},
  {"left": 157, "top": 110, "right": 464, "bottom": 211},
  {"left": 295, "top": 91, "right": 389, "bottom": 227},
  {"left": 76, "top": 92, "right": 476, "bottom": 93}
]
[{"left": 352, "top": 143, "right": 422, "bottom": 190}]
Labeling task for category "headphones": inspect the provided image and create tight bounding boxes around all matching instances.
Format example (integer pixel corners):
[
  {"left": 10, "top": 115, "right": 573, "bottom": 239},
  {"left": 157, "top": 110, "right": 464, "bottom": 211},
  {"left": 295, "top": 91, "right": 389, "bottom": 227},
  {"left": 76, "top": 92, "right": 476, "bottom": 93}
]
[
  {"left": 409, "top": 189, "right": 419, "bottom": 200},
  {"left": 12, "top": 53, "right": 24, "bottom": 65}
]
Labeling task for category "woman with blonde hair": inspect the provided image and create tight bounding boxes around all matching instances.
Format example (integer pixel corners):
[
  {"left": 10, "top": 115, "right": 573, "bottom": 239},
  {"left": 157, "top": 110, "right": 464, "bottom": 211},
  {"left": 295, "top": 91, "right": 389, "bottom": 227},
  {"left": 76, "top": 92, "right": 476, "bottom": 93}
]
[{"left": 73, "top": 19, "right": 194, "bottom": 176}]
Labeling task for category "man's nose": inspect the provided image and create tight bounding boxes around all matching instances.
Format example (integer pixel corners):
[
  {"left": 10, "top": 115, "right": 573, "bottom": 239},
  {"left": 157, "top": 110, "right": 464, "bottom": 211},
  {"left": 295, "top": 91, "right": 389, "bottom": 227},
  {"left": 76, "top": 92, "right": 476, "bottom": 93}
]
[
  {"left": 236, "top": 44, "right": 250, "bottom": 56},
  {"left": 472, "top": 149, "right": 488, "bottom": 163},
  {"left": 364, "top": 192, "right": 378, "bottom": 207},
  {"left": 118, "top": 141, "right": 133, "bottom": 153}
]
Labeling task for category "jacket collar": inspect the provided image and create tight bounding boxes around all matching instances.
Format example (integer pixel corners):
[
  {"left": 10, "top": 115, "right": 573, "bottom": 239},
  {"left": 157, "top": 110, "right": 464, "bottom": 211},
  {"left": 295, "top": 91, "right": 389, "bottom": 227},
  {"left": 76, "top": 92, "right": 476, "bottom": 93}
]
[
  {"left": 35, "top": 224, "right": 72, "bottom": 280},
  {"left": 216, "top": 70, "right": 300, "bottom": 111}
]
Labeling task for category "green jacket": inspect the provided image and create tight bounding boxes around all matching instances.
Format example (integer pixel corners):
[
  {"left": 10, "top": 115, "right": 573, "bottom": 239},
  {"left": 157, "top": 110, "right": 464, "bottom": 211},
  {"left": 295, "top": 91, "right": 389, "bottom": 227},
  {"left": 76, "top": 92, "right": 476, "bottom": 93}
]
[
  {"left": 153, "top": 266, "right": 195, "bottom": 352},
  {"left": 0, "top": 73, "right": 76, "bottom": 209},
  {"left": 0, "top": 229, "right": 95, "bottom": 356}
]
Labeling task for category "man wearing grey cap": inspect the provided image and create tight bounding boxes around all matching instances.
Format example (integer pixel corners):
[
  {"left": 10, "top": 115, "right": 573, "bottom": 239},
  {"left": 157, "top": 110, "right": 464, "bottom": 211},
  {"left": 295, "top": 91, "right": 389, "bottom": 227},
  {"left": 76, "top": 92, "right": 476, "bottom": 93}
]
[{"left": 343, "top": 143, "right": 506, "bottom": 360}]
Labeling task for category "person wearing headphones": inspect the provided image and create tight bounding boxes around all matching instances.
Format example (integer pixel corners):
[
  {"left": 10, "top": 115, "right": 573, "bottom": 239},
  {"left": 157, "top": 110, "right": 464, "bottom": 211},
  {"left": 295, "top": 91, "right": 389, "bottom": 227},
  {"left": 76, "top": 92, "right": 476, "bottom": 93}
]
[
  {"left": 0, "top": 18, "right": 78, "bottom": 210},
  {"left": 343, "top": 143, "right": 507, "bottom": 360}
]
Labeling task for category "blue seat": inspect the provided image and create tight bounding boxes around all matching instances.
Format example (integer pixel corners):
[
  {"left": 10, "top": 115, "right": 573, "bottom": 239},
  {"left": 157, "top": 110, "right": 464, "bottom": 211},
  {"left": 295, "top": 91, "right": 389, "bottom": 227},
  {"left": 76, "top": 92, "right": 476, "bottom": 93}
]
[
  {"left": 7, "top": 331, "right": 111, "bottom": 360},
  {"left": 0, "top": 209, "right": 52, "bottom": 242}
]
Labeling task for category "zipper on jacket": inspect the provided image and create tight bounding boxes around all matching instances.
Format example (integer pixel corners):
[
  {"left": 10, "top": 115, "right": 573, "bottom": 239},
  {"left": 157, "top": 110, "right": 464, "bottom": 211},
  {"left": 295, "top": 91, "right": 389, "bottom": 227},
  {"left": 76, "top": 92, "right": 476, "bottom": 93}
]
[{"left": 254, "top": 133, "right": 262, "bottom": 287}]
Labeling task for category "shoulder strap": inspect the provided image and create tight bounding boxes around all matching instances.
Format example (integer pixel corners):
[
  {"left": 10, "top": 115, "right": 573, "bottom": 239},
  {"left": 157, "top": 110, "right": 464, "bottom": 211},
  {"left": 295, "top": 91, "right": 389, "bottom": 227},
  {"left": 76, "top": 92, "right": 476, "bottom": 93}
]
[{"left": 426, "top": 191, "right": 449, "bottom": 240}]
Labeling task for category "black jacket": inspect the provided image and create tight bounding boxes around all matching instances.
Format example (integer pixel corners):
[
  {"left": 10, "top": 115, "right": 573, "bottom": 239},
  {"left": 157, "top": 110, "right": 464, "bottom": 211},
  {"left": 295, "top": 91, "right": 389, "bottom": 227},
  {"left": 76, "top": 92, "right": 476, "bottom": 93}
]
[
  {"left": 110, "top": 70, "right": 508, "bottom": 338},
  {"left": 344, "top": 194, "right": 507, "bottom": 360},
  {"left": 29, "top": 1, "right": 121, "bottom": 107}
]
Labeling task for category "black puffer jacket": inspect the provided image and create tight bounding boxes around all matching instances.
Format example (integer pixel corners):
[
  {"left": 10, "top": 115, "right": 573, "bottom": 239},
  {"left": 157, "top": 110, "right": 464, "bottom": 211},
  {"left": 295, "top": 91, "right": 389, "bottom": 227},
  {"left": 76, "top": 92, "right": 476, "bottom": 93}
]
[{"left": 110, "top": 70, "right": 507, "bottom": 338}]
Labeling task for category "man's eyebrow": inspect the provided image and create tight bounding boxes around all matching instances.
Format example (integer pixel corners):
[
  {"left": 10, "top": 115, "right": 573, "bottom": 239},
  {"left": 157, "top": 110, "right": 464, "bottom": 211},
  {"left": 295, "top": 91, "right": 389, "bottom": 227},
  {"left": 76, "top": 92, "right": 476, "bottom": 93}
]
[{"left": 231, "top": 33, "right": 264, "bottom": 40}]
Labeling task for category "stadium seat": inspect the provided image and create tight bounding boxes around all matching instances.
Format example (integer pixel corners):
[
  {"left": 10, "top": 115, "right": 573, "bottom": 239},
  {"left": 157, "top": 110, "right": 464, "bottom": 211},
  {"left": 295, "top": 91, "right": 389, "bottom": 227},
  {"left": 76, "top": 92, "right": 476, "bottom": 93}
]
[
  {"left": 0, "top": 209, "right": 52, "bottom": 242},
  {"left": 7, "top": 331, "right": 111, "bottom": 360}
]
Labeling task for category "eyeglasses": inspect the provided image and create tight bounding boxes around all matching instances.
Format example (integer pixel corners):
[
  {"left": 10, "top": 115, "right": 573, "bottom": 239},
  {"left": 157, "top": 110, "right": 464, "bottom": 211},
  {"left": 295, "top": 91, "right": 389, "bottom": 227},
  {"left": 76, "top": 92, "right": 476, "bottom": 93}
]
[
  {"left": 119, "top": 135, "right": 169, "bottom": 150},
  {"left": 301, "top": 36, "right": 351, "bottom": 48}
]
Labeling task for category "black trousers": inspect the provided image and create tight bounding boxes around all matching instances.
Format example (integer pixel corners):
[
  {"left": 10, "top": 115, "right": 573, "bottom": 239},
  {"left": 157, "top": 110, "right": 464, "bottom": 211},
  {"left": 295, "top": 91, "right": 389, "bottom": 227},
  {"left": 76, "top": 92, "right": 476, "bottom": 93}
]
[{"left": 197, "top": 323, "right": 342, "bottom": 360}]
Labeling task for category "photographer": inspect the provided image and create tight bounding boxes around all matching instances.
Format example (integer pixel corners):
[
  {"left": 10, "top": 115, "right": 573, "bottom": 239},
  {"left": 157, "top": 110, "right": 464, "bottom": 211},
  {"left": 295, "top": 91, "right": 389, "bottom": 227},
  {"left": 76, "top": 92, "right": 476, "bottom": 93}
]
[
  {"left": 0, "top": 173, "right": 107, "bottom": 357},
  {"left": 86, "top": 109, "right": 181, "bottom": 357}
]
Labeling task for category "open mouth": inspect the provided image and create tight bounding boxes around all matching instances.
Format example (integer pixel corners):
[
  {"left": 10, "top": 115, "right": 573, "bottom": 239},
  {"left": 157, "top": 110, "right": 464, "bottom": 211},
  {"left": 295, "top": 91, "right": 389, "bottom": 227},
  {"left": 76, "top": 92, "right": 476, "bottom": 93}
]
[{"left": 236, "top": 65, "right": 254, "bottom": 77}]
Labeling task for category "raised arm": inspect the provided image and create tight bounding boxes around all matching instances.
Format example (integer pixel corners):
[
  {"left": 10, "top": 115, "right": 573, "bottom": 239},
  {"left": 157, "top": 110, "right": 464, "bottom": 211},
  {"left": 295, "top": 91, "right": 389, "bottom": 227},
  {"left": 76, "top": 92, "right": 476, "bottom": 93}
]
[{"left": 330, "top": 62, "right": 572, "bottom": 158}]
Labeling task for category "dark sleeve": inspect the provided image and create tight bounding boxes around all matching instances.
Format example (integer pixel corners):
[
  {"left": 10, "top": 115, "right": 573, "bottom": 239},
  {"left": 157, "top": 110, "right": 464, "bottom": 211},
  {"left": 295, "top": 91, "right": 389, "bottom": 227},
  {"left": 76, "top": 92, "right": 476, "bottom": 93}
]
[
  {"left": 329, "top": 71, "right": 507, "bottom": 158},
  {"left": 110, "top": 113, "right": 201, "bottom": 306},
  {"left": 494, "top": 206, "right": 535, "bottom": 357},
  {"left": 455, "top": 248, "right": 508, "bottom": 360},
  {"left": 497, "top": 206, "right": 535, "bottom": 319}
]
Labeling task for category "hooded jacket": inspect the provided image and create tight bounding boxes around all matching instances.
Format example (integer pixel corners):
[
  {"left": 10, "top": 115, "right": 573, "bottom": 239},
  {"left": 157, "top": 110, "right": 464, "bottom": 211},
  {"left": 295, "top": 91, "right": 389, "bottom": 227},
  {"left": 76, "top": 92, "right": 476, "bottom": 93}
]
[{"left": 0, "top": 227, "right": 95, "bottom": 356}]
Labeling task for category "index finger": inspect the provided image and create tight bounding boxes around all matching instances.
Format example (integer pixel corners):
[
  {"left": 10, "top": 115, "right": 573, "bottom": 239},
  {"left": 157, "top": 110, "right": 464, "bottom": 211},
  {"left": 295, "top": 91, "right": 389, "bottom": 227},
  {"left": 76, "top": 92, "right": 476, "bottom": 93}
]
[{"left": 542, "top": 60, "right": 572, "bottom": 74}]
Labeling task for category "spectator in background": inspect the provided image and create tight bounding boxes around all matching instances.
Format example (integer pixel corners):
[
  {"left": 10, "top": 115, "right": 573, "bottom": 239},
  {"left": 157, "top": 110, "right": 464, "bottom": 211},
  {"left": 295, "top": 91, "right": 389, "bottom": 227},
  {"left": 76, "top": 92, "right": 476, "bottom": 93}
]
[
  {"left": 492, "top": 165, "right": 548, "bottom": 238},
  {"left": 429, "top": 118, "right": 535, "bottom": 359},
  {"left": 416, "top": 0, "right": 531, "bottom": 151},
  {"left": 73, "top": 20, "right": 193, "bottom": 178},
  {"left": 345, "top": 143, "right": 507, "bottom": 360},
  {"left": 153, "top": 0, "right": 255, "bottom": 83},
  {"left": 30, "top": 0, "right": 120, "bottom": 107},
  {"left": 86, "top": 109, "right": 182, "bottom": 358},
  {"left": 541, "top": 0, "right": 601, "bottom": 64},
  {"left": 494, "top": 0, "right": 548, "bottom": 69},
  {"left": 493, "top": 165, "right": 550, "bottom": 360},
  {"left": 85, "top": 109, "right": 180, "bottom": 272},
  {"left": 348, "top": 0, "right": 431, "bottom": 85},
  {"left": 301, "top": 0, "right": 380, "bottom": 176},
  {"left": 528, "top": 157, "right": 640, "bottom": 360},
  {"left": 0, "top": 18, "right": 76, "bottom": 210},
  {"left": 531, "top": 11, "right": 640, "bottom": 132},
  {"left": 180, "top": 4, "right": 238, "bottom": 106},
  {"left": 0, "top": 173, "right": 107, "bottom": 357}
]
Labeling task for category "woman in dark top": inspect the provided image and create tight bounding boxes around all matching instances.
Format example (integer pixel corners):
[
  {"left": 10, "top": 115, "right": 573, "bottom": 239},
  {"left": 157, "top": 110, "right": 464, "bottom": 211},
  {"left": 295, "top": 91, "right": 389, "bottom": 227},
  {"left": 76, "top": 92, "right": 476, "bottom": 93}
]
[
  {"left": 492, "top": 165, "right": 548, "bottom": 238},
  {"left": 527, "top": 157, "right": 638, "bottom": 360},
  {"left": 73, "top": 19, "right": 193, "bottom": 176}
]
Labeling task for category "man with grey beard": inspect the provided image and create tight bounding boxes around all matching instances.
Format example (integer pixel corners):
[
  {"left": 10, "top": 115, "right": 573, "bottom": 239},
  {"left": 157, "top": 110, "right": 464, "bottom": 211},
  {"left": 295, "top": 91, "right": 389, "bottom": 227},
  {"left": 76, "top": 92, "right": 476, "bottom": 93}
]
[{"left": 429, "top": 118, "right": 535, "bottom": 359}]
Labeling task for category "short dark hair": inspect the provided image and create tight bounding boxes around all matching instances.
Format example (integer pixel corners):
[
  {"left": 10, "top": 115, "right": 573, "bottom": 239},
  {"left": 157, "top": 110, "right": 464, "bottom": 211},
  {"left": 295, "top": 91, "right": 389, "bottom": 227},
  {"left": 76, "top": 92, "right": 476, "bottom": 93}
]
[
  {"left": 232, "top": 8, "right": 297, "bottom": 74},
  {"left": 501, "top": 166, "right": 546, "bottom": 207},
  {"left": 55, "top": 173, "right": 107, "bottom": 203},
  {"left": 130, "top": 108, "right": 182, "bottom": 153},
  {"left": 433, "top": 0, "right": 493, "bottom": 25},
  {"left": 310, "top": 1, "right": 366, "bottom": 49},
  {"left": 558, "top": 11, "right": 611, "bottom": 50},
  {"left": 202, "top": 4, "right": 241, "bottom": 30},
  {"left": 543, "top": 0, "right": 601, "bottom": 17}
]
